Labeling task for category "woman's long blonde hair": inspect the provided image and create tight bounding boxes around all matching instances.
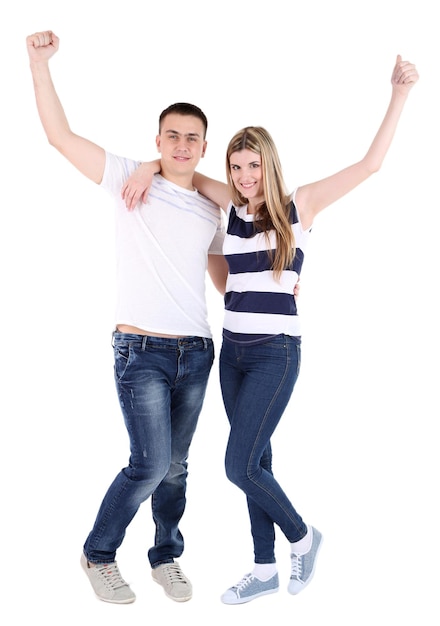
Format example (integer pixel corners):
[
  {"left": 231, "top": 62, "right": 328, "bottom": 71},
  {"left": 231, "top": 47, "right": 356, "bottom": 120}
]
[{"left": 226, "top": 126, "right": 295, "bottom": 280}]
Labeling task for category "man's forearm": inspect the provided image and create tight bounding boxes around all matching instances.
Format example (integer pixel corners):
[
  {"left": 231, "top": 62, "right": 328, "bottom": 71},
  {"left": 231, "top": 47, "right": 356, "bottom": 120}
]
[{"left": 30, "top": 59, "right": 72, "bottom": 149}]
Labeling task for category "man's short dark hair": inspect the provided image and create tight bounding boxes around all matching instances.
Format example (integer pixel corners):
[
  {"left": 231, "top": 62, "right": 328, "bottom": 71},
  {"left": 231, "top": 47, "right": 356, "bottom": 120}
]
[{"left": 159, "top": 103, "right": 208, "bottom": 138}]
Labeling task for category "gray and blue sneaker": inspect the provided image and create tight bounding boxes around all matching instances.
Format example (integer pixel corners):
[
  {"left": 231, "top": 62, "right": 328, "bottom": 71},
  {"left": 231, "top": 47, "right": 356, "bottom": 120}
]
[
  {"left": 288, "top": 526, "right": 322, "bottom": 595},
  {"left": 221, "top": 572, "right": 279, "bottom": 605}
]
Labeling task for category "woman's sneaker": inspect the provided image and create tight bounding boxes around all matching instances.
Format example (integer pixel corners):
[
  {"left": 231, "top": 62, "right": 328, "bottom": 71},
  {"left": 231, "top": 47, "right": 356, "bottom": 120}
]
[
  {"left": 80, "top": 554, "right": 136, "bottom": 604},
  {"left": 288, "top": 526, "right": 322, "bottom": 595},
  {"left": 221, "top": 572, "right": 279, "bottom": 605}
]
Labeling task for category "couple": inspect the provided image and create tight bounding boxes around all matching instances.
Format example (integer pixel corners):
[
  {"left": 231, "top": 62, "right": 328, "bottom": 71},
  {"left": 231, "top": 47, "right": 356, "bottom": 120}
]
[{"left": 26, "top": 30, "right": 418, "bottom": 606}]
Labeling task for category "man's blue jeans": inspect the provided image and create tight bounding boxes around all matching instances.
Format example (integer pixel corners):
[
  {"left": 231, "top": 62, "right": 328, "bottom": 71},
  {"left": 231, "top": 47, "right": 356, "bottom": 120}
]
[
  {"left": 83, "top": 333, "right": 214, "bottom": 567},
  {"left": 219, "top": 334, "right": 307, "bottom": 564}
]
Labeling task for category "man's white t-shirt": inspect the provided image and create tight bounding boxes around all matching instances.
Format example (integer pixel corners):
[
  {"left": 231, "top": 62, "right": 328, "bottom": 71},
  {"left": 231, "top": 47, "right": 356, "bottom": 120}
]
[{"left": 101, "top": 152, "right": 224, "bottom": 338}]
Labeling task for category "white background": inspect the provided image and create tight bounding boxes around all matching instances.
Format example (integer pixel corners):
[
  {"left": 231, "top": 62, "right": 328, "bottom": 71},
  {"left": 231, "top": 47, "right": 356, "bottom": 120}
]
[{"left": 2, "top": 1, "right": 439, "bottom": 624}]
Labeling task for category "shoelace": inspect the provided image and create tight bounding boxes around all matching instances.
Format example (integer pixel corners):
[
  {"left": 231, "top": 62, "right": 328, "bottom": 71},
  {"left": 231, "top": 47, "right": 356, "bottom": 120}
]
[
  {"left": 94, "top": 562, "right": 127, "bottom": 590},
  {"left": 232, "top": 574, "right": 255, "bottom": 592},
  {"left": 290, "top": 553, "right": 303, "bottom": 580},
  {"left": 162, "top": 563, "right": 189, "bottom": 585}
]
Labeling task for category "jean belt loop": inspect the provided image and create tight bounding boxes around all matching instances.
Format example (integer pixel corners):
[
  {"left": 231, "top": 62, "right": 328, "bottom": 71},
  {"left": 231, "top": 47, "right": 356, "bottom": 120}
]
[
  {"left": 203, "top": 337, "right": 207, "bottom": 350},
  {"left": 141, "top": 335, "right": 148, "bottom": 351}
]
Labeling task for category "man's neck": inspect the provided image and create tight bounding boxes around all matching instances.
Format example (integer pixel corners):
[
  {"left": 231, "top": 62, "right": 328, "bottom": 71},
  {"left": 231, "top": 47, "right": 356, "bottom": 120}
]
[{"left": 160, "top": 166, "right": 195, "bottom": 191}]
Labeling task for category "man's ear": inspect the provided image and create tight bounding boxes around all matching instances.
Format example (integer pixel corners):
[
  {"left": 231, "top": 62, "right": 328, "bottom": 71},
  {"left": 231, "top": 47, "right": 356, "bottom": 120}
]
[{"left": 156, "top": 135, "right": 161, "bottom": 153}]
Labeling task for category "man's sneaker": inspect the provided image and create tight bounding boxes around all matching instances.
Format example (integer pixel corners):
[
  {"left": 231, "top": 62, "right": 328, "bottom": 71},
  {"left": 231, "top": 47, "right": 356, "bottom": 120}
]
[
  {"left": 152, "top": 561, "right": 192, "bottom": 602},
  {"left": 80, "top": 553, "right": 136, "bottom": 604},
  {"left": 221, "top": 572, "right": 279, "bottom": 605},
  {"left": 288, "top": 526, "right": 322, "bottom": 595}
]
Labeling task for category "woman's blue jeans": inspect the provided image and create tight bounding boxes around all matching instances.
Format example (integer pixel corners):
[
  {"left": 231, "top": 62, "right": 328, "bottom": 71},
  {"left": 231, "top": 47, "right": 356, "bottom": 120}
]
[
  {"left": 220, "top": 334, "right": 307, "bottom": 564},
  {"left": 83, "top": 333, "right": 214, "bottom": 567}
]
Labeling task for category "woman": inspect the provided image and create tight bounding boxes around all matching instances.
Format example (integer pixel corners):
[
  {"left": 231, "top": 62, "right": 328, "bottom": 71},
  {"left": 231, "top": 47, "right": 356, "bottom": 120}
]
[{"left": 122, "top": 54, "right": 418, "bottom": 604}]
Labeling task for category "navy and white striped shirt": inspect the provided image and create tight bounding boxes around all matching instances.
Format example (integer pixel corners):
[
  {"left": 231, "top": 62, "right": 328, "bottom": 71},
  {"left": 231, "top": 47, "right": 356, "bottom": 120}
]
[{"left": 222, "top": 195, "right": 311, "bottom": 344}]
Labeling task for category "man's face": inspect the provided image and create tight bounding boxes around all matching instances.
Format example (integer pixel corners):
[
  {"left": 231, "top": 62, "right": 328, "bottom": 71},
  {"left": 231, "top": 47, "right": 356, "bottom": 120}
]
[{"left": 156, "top": 113, "right": 207, "bottom": 179}]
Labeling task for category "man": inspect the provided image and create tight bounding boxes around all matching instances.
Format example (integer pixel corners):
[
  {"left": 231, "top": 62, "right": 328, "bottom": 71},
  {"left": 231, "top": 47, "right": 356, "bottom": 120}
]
[{"left": 26, "top": 30, "right": 227, "bottom": 604}]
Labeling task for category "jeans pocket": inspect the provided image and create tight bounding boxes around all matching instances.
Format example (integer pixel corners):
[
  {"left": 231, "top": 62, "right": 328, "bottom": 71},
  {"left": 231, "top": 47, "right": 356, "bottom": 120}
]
[{"left": 114, "top": 343, "right": 131, "bottom": 381}]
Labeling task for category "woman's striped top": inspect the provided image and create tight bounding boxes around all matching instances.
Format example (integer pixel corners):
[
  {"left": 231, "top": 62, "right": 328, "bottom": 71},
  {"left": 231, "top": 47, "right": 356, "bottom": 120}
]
[{"left": 222, "top": 194, "right": 312, "bottom": 345}]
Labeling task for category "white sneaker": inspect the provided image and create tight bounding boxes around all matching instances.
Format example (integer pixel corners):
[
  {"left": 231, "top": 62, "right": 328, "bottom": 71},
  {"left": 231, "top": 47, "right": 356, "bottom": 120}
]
[
  {"left": 80, "top": 553, "right": 136, "bottom": 604},
  {"left": 152, "top": 561, "right": 192, "bottom": 602}
]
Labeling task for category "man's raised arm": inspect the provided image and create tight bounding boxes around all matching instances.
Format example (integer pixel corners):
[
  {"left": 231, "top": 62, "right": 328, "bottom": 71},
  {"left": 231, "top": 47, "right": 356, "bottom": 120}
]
[{"left": 27, "top": 30, "right": 105, "bottom": 184}]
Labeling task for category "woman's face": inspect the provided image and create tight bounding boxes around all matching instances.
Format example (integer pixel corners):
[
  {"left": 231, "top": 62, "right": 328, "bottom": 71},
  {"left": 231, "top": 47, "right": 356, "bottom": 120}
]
[{"left": 229, "top": 149, "right": 264, "bottom": 203}]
